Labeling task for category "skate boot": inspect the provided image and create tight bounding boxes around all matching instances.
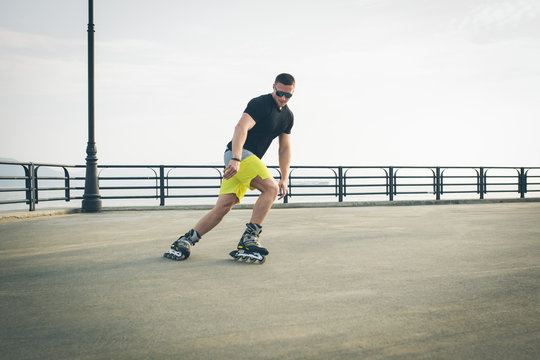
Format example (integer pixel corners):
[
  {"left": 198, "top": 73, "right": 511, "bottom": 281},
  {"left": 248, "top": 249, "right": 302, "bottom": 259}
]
[
  {"left": 229, "top": 223, "right": 268, "bottom": 264},
  {"left": 163, "top": 229, "right": 200, "bottom": 261}
]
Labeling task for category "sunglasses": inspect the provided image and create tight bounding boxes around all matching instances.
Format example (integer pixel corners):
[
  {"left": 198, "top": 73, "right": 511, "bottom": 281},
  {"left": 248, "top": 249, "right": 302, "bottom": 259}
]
[{"left": 275, "top": 89, "right": 293, "bottom": 98}]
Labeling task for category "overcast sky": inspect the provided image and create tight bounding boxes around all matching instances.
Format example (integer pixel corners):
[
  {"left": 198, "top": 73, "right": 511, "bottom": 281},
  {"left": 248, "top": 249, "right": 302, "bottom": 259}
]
[{"left": 1, "top": 0, "right": 539, "bottom": 167}]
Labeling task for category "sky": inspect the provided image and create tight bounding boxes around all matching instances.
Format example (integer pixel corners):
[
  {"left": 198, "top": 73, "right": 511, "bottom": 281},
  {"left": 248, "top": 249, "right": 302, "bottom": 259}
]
[{"left": 1, "top": 0, "right": 539, "bottom": 167}]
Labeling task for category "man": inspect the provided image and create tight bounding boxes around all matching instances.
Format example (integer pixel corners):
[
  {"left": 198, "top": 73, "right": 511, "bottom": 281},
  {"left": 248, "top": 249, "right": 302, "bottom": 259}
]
[{"left": 164, "top": 73, "right": 295, "bottom": 262}]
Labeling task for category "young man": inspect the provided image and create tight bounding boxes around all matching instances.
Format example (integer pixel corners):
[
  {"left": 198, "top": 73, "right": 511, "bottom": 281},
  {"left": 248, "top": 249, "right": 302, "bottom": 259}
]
[{"left": 164, "top": 73, "right": 295, "bottom": 262}]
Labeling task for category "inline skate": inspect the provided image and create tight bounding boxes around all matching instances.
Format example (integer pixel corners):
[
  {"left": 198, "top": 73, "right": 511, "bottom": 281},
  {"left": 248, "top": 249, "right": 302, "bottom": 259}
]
[
  {"left": 163, "top": 229, "right": 200, "bottom": 261},
  {"left": 229, "top": 223, "right": 268, "bottom": 264}
]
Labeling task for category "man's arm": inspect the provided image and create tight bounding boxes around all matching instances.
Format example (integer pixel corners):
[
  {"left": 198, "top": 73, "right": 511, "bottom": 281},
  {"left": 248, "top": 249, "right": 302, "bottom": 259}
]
[
  {"left": 277, "top": 133, "right": 292, "bottom": 200},
  {"left": 224, "top": 113, "right": 255, "bottom": 180}
]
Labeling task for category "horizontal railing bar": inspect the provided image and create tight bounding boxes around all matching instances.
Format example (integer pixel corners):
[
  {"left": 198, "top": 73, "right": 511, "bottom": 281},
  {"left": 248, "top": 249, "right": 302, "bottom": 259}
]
[
  {"left": 335, "top": 184, "right": 387, "bottom": 188},
  {"left": 0, "top": 199, "right": 29, "bottom": 205},
  {"left": 31, "top": 187, "right": 70, "bottom": 191},
  {"left": 391, "top": 191, "right": 438, "bottom": 195},
  {"left": 288, "top": 193, "right": 340, "bottom": 197},
  {"left": 438, "top": 190, "right": 483, "bottom": 194},
  {"left": 343, "top": 178, "right": 388, "bottom": 181},
  {"left": 0, "top": 176, "right": 29, "bottom": 180},
  {"left": 101, "top": 195, "right": 160, "bottom": 199},
  {"left": 290, "top": 177, "right": 337, "bottom": 180},
  {"left": 100, "top": 186, "right": 163, "bottom": 190},
  {"left": 164, "top": 177, "right": 222, "bottom": 180},
  {"left": 35, "top": 197, "right": 70, "bottom": 202},
  {"left": 88, "top": 177, "right": 160, "bottom": 181},
  {"left": 392, "top": 176, "right": 436, "bottom": 179},
  {"left": 156, "top": 195, "right": 220, "bottom": 199},
  {"left": 164, "top": 186, "right": 221, "bottom": 190},
  {"left": 392, "top": 184, "right": 433, "bottom": 187},
  {"left": 286, "top": 185, "right": 337, "bottom": 188},
  {"left": 0, "top": 188, "right": 30, "bottom": 193},
  {"left": 483, "top": 190, "right": 520, "bottom": 193}
]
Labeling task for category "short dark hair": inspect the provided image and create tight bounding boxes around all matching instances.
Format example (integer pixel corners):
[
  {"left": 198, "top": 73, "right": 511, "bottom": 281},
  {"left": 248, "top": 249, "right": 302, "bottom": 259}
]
[{"left": 275, "top": 73, "right": 295, "bottom": 86}]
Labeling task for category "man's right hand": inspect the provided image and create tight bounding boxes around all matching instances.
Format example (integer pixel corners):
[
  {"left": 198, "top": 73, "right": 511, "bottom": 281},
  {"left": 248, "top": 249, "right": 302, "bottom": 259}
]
[{"left": 223, "top": 159, "right": 240, "bottom": 180}]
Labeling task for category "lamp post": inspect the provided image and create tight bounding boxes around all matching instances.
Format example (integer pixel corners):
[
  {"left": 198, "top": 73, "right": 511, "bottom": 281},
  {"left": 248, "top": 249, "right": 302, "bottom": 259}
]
[{"left": 82, "top": 0, "right": 102, "bottom": 212}]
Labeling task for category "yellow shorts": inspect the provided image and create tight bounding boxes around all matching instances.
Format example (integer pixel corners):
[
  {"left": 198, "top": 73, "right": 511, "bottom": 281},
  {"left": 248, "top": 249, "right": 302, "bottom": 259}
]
[{"left": 219, "top": 155, "right": 272, "bottom": 204}]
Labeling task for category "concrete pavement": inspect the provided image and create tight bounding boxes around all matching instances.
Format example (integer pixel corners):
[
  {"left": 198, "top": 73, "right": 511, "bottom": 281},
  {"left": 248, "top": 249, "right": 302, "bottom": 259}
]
[{"left": 1, "top": 202, "right": 539, "bottom": 359}]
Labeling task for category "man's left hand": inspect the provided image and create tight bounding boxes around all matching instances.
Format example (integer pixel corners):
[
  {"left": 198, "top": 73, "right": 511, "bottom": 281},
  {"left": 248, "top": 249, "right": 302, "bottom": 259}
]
[{"left": 277, "top": 179, "right": 288, "bottom": 200}]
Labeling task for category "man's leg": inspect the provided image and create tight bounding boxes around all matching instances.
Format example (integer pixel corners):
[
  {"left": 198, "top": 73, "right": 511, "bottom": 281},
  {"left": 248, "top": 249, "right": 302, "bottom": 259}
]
[
  {"left": 248, "top": 176, "right": 279, "bottom": 225},
  {"left": 229, "top": 176, "right": 276, "bottom": 261},
  {"left": 193, "top": 193, "right": 238, "bottom": 236}
]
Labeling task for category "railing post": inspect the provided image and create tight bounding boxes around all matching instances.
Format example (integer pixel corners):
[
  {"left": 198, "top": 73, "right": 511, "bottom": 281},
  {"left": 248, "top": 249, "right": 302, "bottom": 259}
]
[
  {"left": 338, "top": 167, "right": 344, "bottom": 202},
  {"left": 287, "top": 170, "right": 293, "bottom": 202},
  {"left": 159, "top": 166, "right": 165, "bottom": 206},
  {"left": 518, "top": 167, "right": 526, "bottom": 199},
  {"left": 34, "top": 166, "right": 40, "bottom": 204},
  {"left": 389, "top": 167, "right": 394, "bottom": 201},
  {"left": 63, "top": 167, "right": 71, "bottom": 202},
  {"left": 435, "top": 167, "right": 441, "bottom": 200},
  {"left": 25, "top": 163, "right": 36, "bottom": 211},
  {"left": 478, "top": 167, "right": 485, "bottom": 199},
  {"left": 484, "top": 168, "right": 488, "bottom": 198},
  {"left": 24, "top": 165, "right": 30, "bottom": 210}
]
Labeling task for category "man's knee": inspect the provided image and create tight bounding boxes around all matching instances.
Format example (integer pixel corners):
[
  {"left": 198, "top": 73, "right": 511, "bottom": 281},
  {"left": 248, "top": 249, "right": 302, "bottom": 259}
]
[
  {"left": 263, "top": 179, "right": 279, "bottom": 197},
  {"left": 213, "top": 196, "right": 236, "bottom": 217}
]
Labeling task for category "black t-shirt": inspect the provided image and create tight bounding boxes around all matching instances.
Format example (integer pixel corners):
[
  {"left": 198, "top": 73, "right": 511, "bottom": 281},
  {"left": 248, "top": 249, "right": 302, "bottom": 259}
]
[{"left": 227, "top": 94, "right": 294, "bottom": 159}]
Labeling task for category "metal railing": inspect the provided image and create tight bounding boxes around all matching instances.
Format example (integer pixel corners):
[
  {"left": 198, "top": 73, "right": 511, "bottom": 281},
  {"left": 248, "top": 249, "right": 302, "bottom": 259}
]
[{"left": 1, "top": 161, "right": 539, "bottom": 211}]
